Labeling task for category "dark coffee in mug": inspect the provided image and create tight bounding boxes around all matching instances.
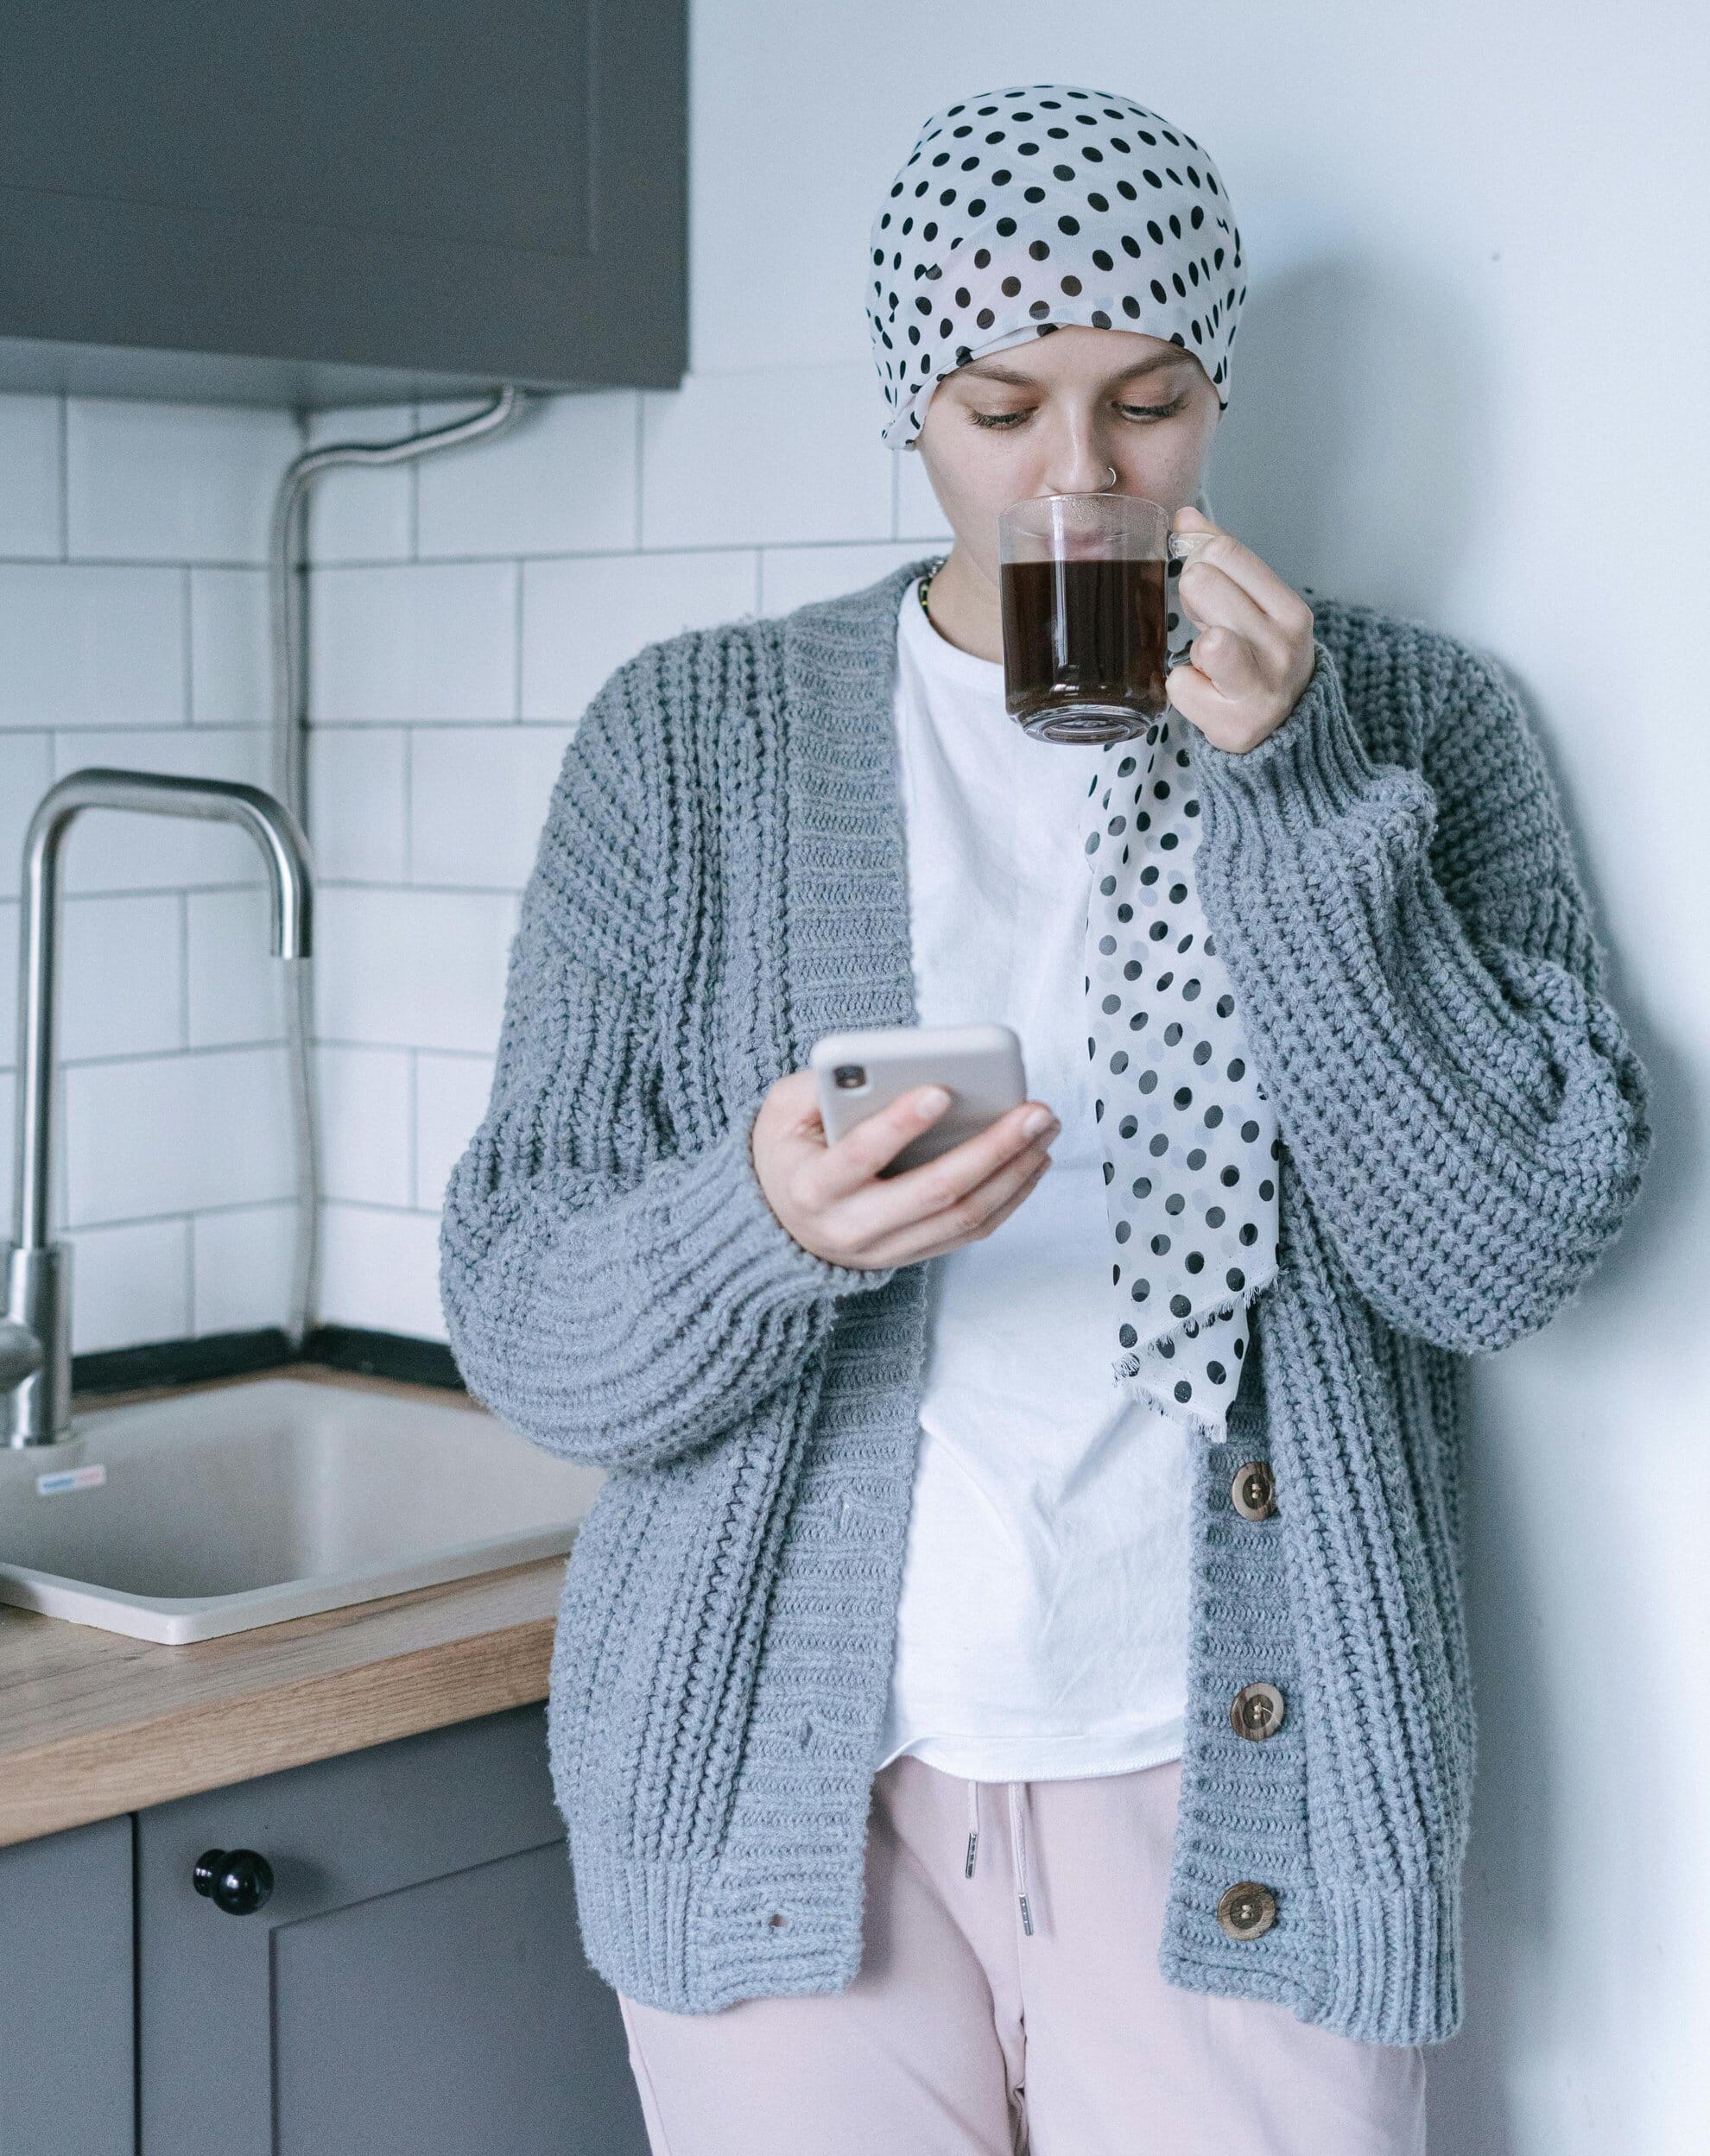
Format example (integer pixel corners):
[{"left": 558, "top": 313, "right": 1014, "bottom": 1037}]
[{"left": 999, "top": 556, "right": 1169, "bottom": 743}]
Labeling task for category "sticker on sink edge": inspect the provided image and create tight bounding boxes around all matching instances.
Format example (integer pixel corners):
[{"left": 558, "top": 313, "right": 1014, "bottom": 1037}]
[{"left": 35, "top": 1463, "right": 106, "bottom": 1495}]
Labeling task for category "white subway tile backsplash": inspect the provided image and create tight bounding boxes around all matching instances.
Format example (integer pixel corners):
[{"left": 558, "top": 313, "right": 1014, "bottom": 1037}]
[
  {"left": 314, "top": 1044, "right": 413, "bottom": 1205},
  {"left": 303, "top": 405, "right": 417, "bottom": 565},
  {"left": 66, "top": 398, "right": 300, "bottom": 565},
  {"left": 759, "top": 542, "right": 931, "bottom": 616},
  {"left": 410, "top": 725, "right": 569, "bottom": 889},
  {"left": 50, "top": 729, "right": 273, "bottom": 895},
  {"left": 18, "top": 346, "right": 949, "bottom": 1348},
  {"left": 190, "top": 568, "right": 271, "bottom": 727},
  {"left": 311, "top": 885, "right": 520, "bottom": 1055},
  {"left": 186, "top": 885, "right": 290, "bottom": 1048},
  {"left": 308, "top": 561, "right": 518, "bottom": 723},
  {"left": 193, "top": 1202, "right": 296, "bottom": 1336},
  {"left": 0, "top": 565, "right": 186, "bottom": 730},
  {"left": 415, "top": 1052, "right": 495, "bottom": 1213},
  {"left": 0, "top": 394, "right": 63, "bottom": 560},
  {"left": 60, "top": 894, "right": 183, "bottom": 1062},
  {"left": 306, "top": 728, "right": 408, "bottom": 882},
  {"left": 641, "top": 366, "right": 892, "bottom": 549},
  {"left": 65, "top": 1043, "right": 294, "bottom": 1227},
  {"left": 0, "top": 733, "right": 53, "bottom": 895},
  {"left": 319, "top": 1202, "right": 447, "bottom": 1339},
  {"left": 520, "top": 549, "right": 757, "bottom": 723},
  {"left": 416, "top": 391, "right": 640, "bottom": 560},
  {"left": 65, "top": 1216, "right": 191, "bottom": 1354}
]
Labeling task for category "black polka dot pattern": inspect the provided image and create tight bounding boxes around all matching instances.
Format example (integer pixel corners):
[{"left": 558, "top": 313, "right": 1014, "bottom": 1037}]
[
  {"left": 1085, "top": 597, "right": 1279, "bottom": 1432},
  {"left": 868, "top": 82, "right": 1245, "bottom": 446}
]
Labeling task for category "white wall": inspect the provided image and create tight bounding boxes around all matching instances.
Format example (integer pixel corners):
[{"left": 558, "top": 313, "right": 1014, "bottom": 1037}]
[{"left": 0, "top": 3, "right": 1701, "bottom": 2145}]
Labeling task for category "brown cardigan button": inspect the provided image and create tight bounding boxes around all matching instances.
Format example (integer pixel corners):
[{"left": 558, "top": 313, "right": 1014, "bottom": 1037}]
[
  {"left": 1217, "top": 1881, "right": 1278, "bottom": 1940},
  {"left": 1231, "top": 1459, "right": 1276, "bottom": 1521},
  {"left": 1231, "top": 1681, "right": 1286, "bottom": 1740}
]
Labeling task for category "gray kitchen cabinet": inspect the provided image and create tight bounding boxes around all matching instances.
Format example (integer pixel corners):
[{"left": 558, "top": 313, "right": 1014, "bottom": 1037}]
[
  {"left": 0, "top": 2, "right": 686, "bottom": 409},
  {"left": 0, "top": 1814, "right": 136, "bottom": 2156},
  {"left": 135, "top": 1704, "right": 649, "bottom": 2156}
]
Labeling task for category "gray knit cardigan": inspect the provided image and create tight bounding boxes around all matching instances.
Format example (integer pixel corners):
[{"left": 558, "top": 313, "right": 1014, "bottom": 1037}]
[{"left": 438, "top": 560, "right": 1650, "bottom": 2046}]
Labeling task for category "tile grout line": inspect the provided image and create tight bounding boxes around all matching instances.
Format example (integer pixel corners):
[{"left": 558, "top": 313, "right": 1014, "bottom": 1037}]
[
  {"left": 179, "top": 888, "right": 191, "bottom": 1052},
  {"left": 57, "top": 392, "right": 70, "bottom": 561},
  {"left": 633, "top": 393, "right": 645, "bottom": 550},
  {"left": 181, "top": 565, "right": 195, "bottom": 723},
  {"left": 510, "top": 558, "right": 524, "bottom": 721},
  {"left": 407, "top": 1049, "right": 419, "bottom": 1209}
]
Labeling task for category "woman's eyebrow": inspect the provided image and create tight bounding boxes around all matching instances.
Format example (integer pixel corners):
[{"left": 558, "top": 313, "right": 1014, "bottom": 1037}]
[{"left": 958, "top": 351, "right": 1196, "bottom": 389}]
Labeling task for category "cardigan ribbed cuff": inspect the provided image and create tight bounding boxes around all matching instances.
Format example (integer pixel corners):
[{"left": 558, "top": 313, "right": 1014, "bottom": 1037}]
[
  {"left": 1188, "top": 639, "right": 1384, "bottom": 836},
  {"left": 636, "top": 1115, "right": 900, "bottom": 1327}
]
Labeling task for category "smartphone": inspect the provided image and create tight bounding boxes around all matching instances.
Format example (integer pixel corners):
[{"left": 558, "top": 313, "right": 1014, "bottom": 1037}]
[{"left": 809, "top": 1022, "right": 1029, "bottom": 1178}]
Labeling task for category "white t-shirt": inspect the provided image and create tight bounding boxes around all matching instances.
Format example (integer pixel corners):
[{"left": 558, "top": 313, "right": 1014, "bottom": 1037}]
[{"left": 876, "top": 579, "right": 1210, "bottom": 1783}]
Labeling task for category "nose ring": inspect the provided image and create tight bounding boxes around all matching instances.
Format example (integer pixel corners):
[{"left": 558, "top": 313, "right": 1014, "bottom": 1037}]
[{"left": 1099, "top": 464, "right": 1119, "bottom": 491}]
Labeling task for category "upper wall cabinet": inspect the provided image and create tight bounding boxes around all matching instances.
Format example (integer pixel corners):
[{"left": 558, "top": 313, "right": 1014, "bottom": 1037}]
[{"left": 0, "top": 1, "right": 686, "bottom": 409}]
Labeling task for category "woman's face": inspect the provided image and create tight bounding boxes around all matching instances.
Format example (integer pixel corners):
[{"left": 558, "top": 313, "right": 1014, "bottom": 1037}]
[{"left": 913, "top": 326, "right": 1221, "bottom": 591}]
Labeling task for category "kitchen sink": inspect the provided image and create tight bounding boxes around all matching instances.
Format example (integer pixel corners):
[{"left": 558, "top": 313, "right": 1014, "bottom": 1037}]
[{"left": 0, "top": 1375, "right": 602, "bottom": 1644}]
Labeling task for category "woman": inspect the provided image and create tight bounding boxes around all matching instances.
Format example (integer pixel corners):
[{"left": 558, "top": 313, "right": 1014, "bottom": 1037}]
[{"left": 440, "top": 83, "right": 1650, "bottom": 2156}]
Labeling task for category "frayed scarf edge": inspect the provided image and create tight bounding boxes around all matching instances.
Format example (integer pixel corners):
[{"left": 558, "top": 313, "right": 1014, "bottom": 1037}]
[{"left": 1107, "top": 1268, "right": 1276, "bottom": 1440}]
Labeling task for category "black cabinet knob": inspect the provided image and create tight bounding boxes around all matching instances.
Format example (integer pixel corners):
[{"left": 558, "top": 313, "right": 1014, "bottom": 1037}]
[{"left": 193, "top": 1847, "right": 275, "bottom": 1915}]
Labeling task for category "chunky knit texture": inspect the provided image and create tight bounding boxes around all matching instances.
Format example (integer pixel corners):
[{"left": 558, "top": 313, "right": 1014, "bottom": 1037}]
[{"left": 438, "top": 561, "right": 1650, "bottom": 2045}]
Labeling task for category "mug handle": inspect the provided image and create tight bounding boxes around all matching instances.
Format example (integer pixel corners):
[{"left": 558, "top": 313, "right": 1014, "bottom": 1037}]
[{"left": 1163, "top": 529, "right": 1215, "bottom": 672}]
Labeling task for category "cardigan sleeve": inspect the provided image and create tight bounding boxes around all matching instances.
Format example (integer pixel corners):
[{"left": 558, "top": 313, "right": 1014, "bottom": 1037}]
[
  {"left": 1189, "top": 629, "right": 1651, "bottom": 1356},
  {"left": 437, "top": 650, "right": 896, "bottom": 1471}
]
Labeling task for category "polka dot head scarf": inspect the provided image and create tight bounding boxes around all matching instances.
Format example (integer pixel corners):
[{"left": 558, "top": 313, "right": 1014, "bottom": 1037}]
[
  {"left": 873, "top": 87, "right": 1276, "bottom": 1432},
  {"left": 868, "top": 83, "right": 1245, "bottom": 447}
]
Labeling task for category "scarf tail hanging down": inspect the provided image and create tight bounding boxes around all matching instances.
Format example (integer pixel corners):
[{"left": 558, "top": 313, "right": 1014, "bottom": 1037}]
[{"left": 1082, "top": 579, "right": 1282, "bottom": 1440}]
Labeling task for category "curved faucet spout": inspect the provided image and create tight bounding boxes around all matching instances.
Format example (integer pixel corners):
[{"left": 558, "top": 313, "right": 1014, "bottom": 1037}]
[
  {"left": 13, "top": 767, "right": 311, "bottom": 1254},
  {"left": 5, "top": 768, "right": 312, "bottom": 1446}
]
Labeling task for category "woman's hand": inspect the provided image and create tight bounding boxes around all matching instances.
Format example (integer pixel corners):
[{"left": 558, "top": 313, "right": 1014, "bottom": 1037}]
[
  {"left": 750, "top": 1070, "right": 1060, "bottom": 1271},
  {"left": 1166, "top": 503, "right": 1317, "bottom": 755}
]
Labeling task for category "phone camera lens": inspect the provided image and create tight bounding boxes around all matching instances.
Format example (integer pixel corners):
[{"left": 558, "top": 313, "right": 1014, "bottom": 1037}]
[{"left": 832, "top": 1065, "right": 868, "bottom": 1091}]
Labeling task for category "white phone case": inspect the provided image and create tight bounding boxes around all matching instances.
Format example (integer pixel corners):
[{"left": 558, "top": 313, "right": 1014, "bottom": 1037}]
[{"left": 809, "top": 1023, "right": 1028, "bottom": 1178}]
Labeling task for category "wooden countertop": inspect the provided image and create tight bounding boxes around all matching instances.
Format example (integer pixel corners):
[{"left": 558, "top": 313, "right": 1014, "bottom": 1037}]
[{"left": 0, "top": 1366, "right": 567, "bottom": 1849}]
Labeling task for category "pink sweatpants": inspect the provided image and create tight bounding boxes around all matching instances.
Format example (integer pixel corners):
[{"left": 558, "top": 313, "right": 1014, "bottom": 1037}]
[{"left": 618, "top": 1753, "right": 1428, "bottom": 2156}]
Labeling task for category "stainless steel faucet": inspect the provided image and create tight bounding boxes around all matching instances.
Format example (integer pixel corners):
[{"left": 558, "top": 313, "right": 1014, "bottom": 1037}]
[{"left": 3, "top": 769, "right": 313, "bottom": 1447}]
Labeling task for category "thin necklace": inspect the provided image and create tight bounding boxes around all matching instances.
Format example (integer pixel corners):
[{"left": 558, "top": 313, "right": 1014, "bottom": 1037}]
[{"left": 917, "top": 556, "right": 948, "bottom": 623}]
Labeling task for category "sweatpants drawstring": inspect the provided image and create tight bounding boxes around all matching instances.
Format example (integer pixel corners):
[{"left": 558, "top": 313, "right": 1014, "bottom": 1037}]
[
  {"left": 1008, "top": 1781, "right": 1036, "bottom": 1937},
  {"left": 961, "top": 1778, "right": 1037, "bottom": 1937}
]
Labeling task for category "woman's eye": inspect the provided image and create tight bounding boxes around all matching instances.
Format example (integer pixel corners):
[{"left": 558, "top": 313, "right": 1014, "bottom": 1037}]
[{"left": 961, "top": 398, "right": 1190, "bottom": 431}]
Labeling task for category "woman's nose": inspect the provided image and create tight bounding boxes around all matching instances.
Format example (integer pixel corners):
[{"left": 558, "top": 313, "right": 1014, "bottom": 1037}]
[{"left": 1042, "top": 436, "right": 1120, "bottom": 496}]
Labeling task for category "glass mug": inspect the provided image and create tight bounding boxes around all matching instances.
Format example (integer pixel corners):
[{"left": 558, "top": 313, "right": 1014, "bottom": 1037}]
[{"left": 998, "top": 492, "right": 1215, "bottom": 743}]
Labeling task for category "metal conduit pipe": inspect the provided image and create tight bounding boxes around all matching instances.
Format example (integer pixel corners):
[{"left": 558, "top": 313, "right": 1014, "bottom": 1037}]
[{"left": 267, "top": 386, "right": 529, "bottom": 1352}]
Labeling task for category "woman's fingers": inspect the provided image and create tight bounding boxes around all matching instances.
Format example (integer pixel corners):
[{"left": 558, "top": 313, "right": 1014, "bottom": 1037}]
[
  {"left": 857, "top": 1143, "right": 1054, "bottom": 1269},
  {"left": 825, "top": 1099, "right": 1059, "bottom": 1247},
  {"left": 799, "top": 1089, "right": 1051, "bottom": 1212},
  {"left": 1177, "top": 557, "right": 1293, "bottom": 679},
  {"left": 1175, "top": 620, "right": 1269, "bottom": 705},
  {"left": 1173, "top": 505, "right": 1314, "bottom": 632},
  {"left": 751, "top": 1069, "right": 1060, "bottom": 1270}
]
